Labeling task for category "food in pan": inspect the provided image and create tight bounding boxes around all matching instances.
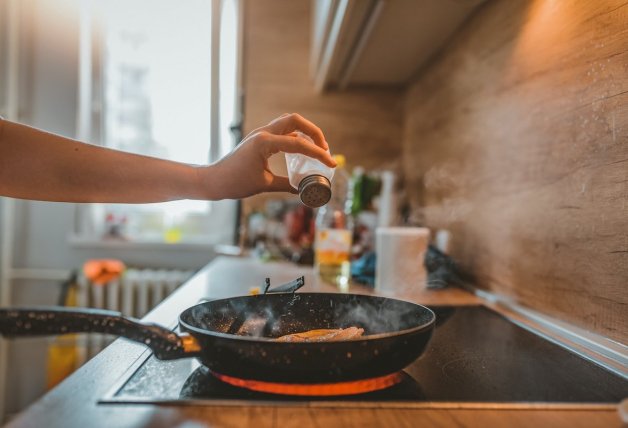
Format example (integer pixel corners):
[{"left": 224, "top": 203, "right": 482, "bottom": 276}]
[{"left": 275, "top": 327, "right": 364, "bottom": 342}]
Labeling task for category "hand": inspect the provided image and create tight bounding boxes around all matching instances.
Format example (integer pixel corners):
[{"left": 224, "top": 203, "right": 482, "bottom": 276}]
[{"left": 203, "top": 113, "right": 337, "bottom": 200}]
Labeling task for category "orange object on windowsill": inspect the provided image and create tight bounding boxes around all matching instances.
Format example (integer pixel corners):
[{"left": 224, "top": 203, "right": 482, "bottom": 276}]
[{"left": 83, "top": 259, "right": 125, "bottom": 285}]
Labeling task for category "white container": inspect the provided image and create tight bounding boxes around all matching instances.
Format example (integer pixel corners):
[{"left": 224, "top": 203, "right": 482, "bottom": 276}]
[
  {"left": 285, "top": 132, "right": 335, "bottom": 208},
  {"left": 375, "top": 227, "right": 430, "bottom": 296},
  {"left": 377, "top": 170, "right": 397, "bottom": 227}
]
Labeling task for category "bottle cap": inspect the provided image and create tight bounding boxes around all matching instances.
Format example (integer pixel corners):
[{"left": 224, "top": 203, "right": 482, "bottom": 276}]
[{"left": 298, "top": 175, "right": 331, "bottom": 208}]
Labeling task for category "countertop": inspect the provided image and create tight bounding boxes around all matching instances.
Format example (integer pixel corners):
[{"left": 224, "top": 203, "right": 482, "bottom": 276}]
[{"left": 5, "top": 257, "right": 623, "bottom": 428}]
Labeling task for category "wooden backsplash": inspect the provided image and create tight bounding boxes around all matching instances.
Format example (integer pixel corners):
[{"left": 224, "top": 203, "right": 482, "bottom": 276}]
[{"left": 403, "top": 0, "right": 627, "bottom": 342}]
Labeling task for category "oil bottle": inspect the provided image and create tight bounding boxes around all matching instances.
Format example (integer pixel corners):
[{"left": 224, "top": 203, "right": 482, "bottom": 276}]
[{"left": 314, "top": 155, "right": 353, "bottom": 291}]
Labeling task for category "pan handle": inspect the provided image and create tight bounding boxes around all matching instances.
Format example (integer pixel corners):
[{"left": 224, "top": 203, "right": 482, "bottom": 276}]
[{"left": 0, "top": 307, "right": 199, "bottom": 360}]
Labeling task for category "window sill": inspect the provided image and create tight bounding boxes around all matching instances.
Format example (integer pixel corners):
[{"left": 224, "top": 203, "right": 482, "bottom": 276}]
[{"left": 68, "top": 234, "right": 216, "bottom": 251}]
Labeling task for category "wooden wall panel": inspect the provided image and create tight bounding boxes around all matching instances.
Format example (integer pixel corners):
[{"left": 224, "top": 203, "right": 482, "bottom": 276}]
[
  {"left": 242, "top": 0, "right": 404, "bottom": 212},
  {"left": 403, "top": 0, "right": 628, "bottom": 342}
]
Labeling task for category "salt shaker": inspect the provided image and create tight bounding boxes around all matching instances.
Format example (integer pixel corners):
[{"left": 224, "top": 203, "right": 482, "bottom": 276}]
[{"left": 285, "top": 132, "right": 335, "bottom": 208}]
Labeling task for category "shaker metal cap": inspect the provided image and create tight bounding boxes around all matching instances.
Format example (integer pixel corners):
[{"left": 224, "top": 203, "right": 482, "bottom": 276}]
[{"left": 298, "top": 174, "right": 331, "bottom": 208}]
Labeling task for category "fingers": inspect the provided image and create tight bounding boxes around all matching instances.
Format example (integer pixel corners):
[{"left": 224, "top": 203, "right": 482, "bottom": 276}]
[
  {"left": 261, "top": 133, "right": 336, "bottom": 167},
  {"left": 264, "top": 113, "right": 329, "bottom": 151},
  {"left": 267, "top": 175, "right": 298, "bottom": 194}
]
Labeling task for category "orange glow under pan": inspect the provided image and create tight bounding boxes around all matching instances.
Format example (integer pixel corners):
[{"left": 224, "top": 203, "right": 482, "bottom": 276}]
[{"left": 211, "top": 372, "right": 404, "bottom": 396}]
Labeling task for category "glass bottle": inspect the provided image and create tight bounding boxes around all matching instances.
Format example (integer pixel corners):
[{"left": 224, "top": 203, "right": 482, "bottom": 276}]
[{"left": 314, "top": 155, "right": 353, "bottom": 291}]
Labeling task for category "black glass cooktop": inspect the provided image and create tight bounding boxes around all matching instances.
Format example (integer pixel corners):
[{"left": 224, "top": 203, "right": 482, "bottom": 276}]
[{"left": 101, "top": 305, "right": 627, "bottom": 407}]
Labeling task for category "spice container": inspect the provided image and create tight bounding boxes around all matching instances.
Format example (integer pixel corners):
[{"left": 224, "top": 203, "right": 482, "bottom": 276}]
[{"left": 285, "top": 132, "right": 335, "bottom": 208}]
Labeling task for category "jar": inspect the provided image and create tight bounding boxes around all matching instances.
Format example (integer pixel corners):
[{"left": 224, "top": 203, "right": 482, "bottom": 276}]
[{"left": 285, "top": 132, "right": 335, "bottom": 208}]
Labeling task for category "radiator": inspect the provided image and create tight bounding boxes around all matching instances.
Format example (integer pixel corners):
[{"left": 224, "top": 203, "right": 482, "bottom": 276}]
[{"left": 75, "top": 268, "right": 194, "bottom": 360}]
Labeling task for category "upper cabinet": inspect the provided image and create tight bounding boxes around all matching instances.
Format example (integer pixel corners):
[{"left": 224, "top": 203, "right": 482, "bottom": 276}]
[{"left": 311, "top": 0, "right": 486, "bottom": 92}]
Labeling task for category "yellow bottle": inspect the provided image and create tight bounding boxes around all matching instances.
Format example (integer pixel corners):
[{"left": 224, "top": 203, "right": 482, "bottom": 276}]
[{"left": 314, "top": 155, "right": 353, "bottom": 291}]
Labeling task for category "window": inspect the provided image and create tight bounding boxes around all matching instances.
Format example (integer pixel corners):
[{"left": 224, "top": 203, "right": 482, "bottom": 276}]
[{"left": 78, "top": 0, "right": 240, "bottom": 244}]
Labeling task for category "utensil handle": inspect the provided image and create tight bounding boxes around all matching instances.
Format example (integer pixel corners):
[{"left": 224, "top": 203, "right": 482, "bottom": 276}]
[
  {"left": 264, "top": 276, "right": 305, "bottom": 294},
  {"left": 0, "top": 307, "right": 192, "bottom": 359}
]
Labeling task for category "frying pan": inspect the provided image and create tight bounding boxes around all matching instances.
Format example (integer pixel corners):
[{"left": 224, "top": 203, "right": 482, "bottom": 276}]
[{"left": 0, "top": 283, "right": 435, "bottom": 383}]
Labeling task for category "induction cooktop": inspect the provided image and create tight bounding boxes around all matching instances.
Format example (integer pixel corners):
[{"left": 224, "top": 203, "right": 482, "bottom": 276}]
[{"left": 101, "top": 305, "right": 627, "bottom": 408}]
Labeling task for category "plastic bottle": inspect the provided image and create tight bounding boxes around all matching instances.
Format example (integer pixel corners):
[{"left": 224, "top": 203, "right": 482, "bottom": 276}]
[
  {"left": 314, "top": 155, "right": 353, "bottom": 291},
  {"left": 285, "top": 132, "right": 334, "bottom": 208}
]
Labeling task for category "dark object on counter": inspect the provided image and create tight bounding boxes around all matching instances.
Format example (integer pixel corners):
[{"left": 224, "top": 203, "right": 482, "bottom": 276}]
[
  {"left": 424, "top": 245, "right": 472, "bottom": 290},
  {"left": 351, "top": 251, "right": 376, "bottom": 286},
  {"left": 262, "top": 276, "right": 305, "bottom": 294},
  {"left": 0, "top": 286, "right": 434, "bottom": 384},
  {"left": 291, "top": 245, "right": 314, "bottom": 265},
  {"left": 352, "top": 246, "right": 471, "bottom": 290}
]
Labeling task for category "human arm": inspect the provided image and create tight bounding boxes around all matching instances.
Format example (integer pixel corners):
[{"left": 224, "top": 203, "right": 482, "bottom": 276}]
[{"left": 0, "top": 113, "right": 336, "bottom": 203}]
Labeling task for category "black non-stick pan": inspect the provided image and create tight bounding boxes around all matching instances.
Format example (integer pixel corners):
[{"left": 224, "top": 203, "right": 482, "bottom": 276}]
[{"left": 0, "top": 288, "right": 435, "bottom": 383}]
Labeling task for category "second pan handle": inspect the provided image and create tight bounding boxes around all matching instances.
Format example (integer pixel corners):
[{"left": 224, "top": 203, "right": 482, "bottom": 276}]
[{"left": 0, "top": 307, "right": 200, "bottom": 359}]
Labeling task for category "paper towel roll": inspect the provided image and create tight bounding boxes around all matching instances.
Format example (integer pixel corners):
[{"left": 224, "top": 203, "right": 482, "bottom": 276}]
[{"left": 375, "top": 227, "right": 430, "bottom": 295}]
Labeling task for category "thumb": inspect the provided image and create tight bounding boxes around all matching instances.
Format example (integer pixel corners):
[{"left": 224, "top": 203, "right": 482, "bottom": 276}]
[{"left": 267, "top": 175, "right": 298, "bottom": 194}]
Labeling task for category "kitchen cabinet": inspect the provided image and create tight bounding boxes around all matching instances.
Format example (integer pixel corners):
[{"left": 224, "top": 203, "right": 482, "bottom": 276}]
[{"left": 311, "top": 0, "right": 486, "bottom": 91}]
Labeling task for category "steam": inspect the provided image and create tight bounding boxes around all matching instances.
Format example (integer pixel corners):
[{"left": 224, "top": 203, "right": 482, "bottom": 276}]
[
  {"left": 183, "top": 294, "right": 427, "bottom": 339},
  {"left": 329, "top": 296, "right": 419, "bottom": 334},
  {"left": 405, "top": 161, "right": 472, "bottom": 226}
]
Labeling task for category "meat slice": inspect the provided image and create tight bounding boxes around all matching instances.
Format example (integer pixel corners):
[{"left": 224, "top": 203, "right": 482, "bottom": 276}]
[{"left": 275, "top": 327, "right": 364, "bottom": 342}]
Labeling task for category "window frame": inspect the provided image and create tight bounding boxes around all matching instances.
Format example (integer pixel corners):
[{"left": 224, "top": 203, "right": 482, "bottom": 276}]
[{"left": 73, "top": 0, "right": 242, "bottom": 246}]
